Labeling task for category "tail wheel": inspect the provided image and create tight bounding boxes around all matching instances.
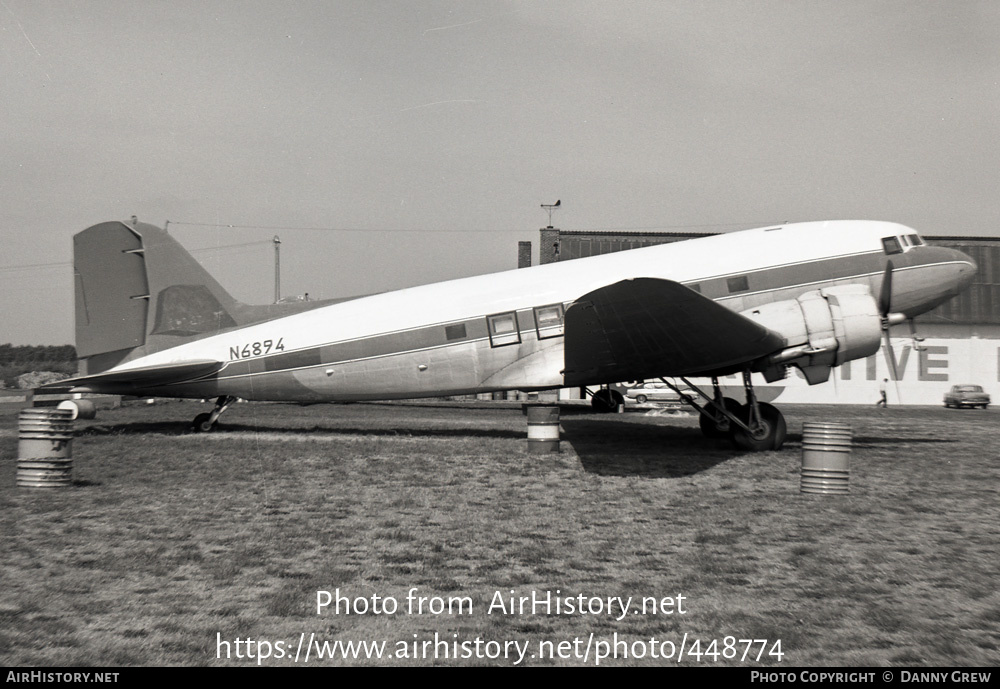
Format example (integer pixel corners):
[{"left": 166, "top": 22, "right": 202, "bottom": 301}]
[
  {"left": 731, "top": 402, "right": 787, "bottom": 451},
  {"left": 192, "top": 413, "right": 215, "bottom": 433},
  {"left": 699, "top": 397, "right": 742, "bottom": 438}
]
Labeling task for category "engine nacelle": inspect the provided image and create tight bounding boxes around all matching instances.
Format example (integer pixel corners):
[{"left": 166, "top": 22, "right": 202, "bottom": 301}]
[{"left": 740, "top": 285, "right": 882, "bottom": 384}]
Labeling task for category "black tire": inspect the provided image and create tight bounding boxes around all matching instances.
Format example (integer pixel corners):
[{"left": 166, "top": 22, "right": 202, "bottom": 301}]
[
  {"left": 699, "top": 397, "right": 743, "bottom": 438},
  {"left": 591, "top": 389, "right": 618, "bottom": 413},
  {"left": 636, "top": 394, "right": 648, "bottom": 404},
  {"left": 731, "top": 402, "right": 787, "bottom": 451},
  {"left": 192, "top": 412, "right": 215, "bottom": 433}
]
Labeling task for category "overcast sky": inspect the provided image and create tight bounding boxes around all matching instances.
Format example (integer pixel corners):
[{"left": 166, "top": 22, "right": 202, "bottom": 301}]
[{"left": 2, "top": 1, "right": 998, "bottom": 345}]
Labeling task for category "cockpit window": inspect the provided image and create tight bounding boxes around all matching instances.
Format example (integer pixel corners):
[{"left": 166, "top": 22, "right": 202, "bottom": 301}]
[
  {"left": 907, "top": 234, "right": 923, "bottom": 246},
  {"left": 882, "top": 237, "right": 903, "bottom": 255}
]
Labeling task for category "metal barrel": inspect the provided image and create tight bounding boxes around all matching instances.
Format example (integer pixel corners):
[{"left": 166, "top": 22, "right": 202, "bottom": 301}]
[
  {"left": 800, "top": 422, "right": 851, "bottom": 495},
  {"left": 57, "top": 399, "right": 97, "bottom": 420},
  {"left": 526, "top": 405, "right": 560, "bottom": 453},
  {"left": 17, "top": 408, "right": 75, "bottom": 488}
]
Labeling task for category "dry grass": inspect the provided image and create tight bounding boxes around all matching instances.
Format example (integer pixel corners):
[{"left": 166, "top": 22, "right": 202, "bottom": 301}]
[{"left": 0, "top": 399, "right": 997, "bottom": 666}]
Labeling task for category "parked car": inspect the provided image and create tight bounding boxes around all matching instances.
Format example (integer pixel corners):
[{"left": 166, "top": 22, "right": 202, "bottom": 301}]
[
  {"left": 624, "top": 382, "right": 691, "bottom": 405},
  {"left": 943, "top": 384, "right": 990, "bottom": 409}
]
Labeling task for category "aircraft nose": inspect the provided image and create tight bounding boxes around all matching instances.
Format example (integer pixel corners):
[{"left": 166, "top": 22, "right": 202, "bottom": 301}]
[{"left": 951, "top": 248, "right": 977, "bottom": 291}]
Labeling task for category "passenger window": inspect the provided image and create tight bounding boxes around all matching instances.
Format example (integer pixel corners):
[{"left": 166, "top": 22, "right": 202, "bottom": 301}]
[
  {"left": 445, "top": 323, "right": 467, "bottom": 341},
  {"left": 727, "top": 275, "right": 749, "bottom": 293},
  {"left": 882, "top": 237, "right": 903, "bottom": 255},
  {"left": 687, "top": 283, "right": 702, "bottom": 293},
  {"left": 487, "top": 311, "right": 521, "bottom": 347},
  {"left": 534, "top": 304, "right": 564, "bottom": 339}
]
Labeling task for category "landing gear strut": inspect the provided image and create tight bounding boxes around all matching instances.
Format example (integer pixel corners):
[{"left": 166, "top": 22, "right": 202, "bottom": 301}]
[
  {"left": 192, "top": 395, "right": 237, "bottom": 433},
  {"left": 661, "top": 373, "right": 786, "bottom": 451},
  {"left": 697, "top": 377, "right": 742, "bottom": 438},
  {"left": 733, "top": 371, "right": 788, "bottom": 452},
  {"left": 730, "top": 371, "right": 786, "bottom": 451}
]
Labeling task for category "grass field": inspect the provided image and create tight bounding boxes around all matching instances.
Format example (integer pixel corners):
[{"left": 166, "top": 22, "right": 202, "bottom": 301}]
[{"left": 1, "top": 399, "right": 997, "bottom": 666}]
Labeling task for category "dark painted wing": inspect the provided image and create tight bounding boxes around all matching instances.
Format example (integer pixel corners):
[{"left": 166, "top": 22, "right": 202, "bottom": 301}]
[
  {"left": 35, "top": 360, "right": 224, "bottom": 394},
  {"left": 563, "top": 278, "right": 784, "bottom": 385}
]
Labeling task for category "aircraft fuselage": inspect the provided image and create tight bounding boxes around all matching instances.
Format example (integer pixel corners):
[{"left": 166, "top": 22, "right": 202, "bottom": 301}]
[{"left": 99, "top": 220, "right": 976, "bottom": 401}]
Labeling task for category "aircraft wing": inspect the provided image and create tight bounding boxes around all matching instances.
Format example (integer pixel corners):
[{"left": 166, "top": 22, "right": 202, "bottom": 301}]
[
  {"left": 563, "top": 278, "right": 784, "bottom": 385},
  {"left": 35, "top": 360, "right": 224, "bottom": 395}
]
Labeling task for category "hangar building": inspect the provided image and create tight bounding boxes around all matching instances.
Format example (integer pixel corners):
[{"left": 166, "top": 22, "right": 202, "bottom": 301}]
[{"left": 531, "top": 225, "right": 1000, "bottom": 406}]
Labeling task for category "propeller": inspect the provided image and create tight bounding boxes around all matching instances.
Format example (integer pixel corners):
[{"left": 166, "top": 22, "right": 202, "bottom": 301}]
[
  {"left": 908, "top": 319, "right": 927, "bottom": 352},
  {"left": 878, "top": 260, "right": 894, "bottom": 317},
  {"left": 877, "top": 261, "right": 902, "bottom": 403}
]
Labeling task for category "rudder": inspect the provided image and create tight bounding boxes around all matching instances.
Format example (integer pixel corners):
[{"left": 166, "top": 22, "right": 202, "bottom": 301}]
[{"left": 74, "top": 220, "right": 240, "bottom": 374}]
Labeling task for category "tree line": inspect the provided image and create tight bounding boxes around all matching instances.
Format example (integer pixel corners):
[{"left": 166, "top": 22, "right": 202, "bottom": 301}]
[
  {"left": 0, "top": 344, "right": 76, "bottom": 364},
  {"left": 0, "top": 344, "right": 77, "bottom": 388}
]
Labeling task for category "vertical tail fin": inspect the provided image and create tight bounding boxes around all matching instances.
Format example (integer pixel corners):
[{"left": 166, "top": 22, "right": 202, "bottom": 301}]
[
  {"left": 74, "top": 220, "right": 239, "bottom": 374},
  {"left": 74, "top": 219, "right": 340, "bottom": 375}
]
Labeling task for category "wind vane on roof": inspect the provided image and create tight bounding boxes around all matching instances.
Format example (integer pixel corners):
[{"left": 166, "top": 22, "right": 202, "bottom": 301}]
[{"left": 541, "top": 200, "right": 561, "bottom": 228}]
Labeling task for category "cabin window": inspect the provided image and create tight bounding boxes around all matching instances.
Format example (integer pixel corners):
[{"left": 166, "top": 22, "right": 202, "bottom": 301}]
[
  {"left": 534, "top": 303, "right": 564, "bottom": 339},
  {"left": 727, "top": 275, "right": 749, "bottom": 293},
  {"left": 487, "top": 311, "right": 521, "bottom": 347},
  {"left": 687, "top": 283, "right": 702, "bottom": 293},
  {"left": 882, "top": 237, "right": 903, "bottom": 255},
  {"left": 445, "top": 323, "right": 467, "bottom": 341}
]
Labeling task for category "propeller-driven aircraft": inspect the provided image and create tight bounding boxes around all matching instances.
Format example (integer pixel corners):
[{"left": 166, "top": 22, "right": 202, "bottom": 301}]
[{"left": 41, "top": 219, "right": 975, "bottom": 450}]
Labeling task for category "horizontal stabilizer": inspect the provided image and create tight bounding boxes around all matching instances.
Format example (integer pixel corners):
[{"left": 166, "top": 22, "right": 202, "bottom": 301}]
[
  {"left": 564, "top": 278, "right": 784, "bottom": 384},
  {"left": 36, "top": 360, "right": 224, "bottom": 395}
]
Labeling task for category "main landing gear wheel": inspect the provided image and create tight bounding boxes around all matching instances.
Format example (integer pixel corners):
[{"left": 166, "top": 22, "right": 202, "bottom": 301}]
[
  {"left": 698, "top": 397, "right": 743, "bottom": 438},
  {"left": 731, "top": 402, "right": 787, "bottom": 452},
  {"left": 591, "top": 388, "right": 625, "bottom": 413}
]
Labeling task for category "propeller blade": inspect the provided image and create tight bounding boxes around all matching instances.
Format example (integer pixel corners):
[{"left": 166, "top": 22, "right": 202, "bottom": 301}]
[
  {"left": 878, "top": 260, "right": 894, "bottom": 317},
  {"left": 881, "top": 329, "right": 903, "bottom": 403},
  {"left": 908, "top": 318, "right": 927, "bottom": 351},
  {"left": 882, "top": 330, "right": 898, "bottom": 380}
]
